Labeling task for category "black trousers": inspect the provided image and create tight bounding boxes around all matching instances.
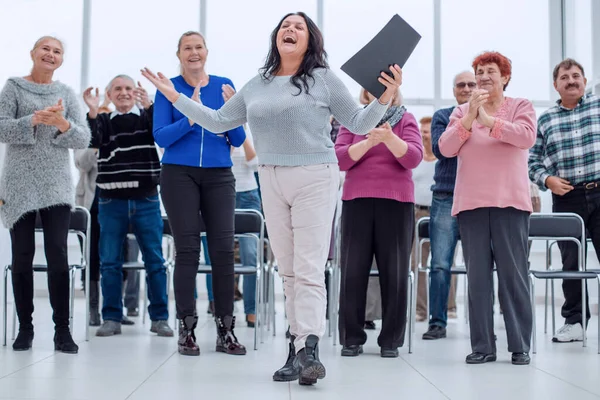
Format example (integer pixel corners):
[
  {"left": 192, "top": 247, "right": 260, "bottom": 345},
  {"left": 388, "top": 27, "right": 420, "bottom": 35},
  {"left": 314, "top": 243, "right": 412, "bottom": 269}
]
[
  {"left": 160, "top": 164, "right": 236, "bottom": 319},
  {"left": 10, "top": 205, "right": 72, "bottom": 331},
  {"left": 457, "top": 207, "right": 532, "bottom": 354},
  {"left": 338, "top": 198, "right": 413, "bottom": 349},
  {"left": 552, "top": 188, "right": 598, "bottom": 325}
]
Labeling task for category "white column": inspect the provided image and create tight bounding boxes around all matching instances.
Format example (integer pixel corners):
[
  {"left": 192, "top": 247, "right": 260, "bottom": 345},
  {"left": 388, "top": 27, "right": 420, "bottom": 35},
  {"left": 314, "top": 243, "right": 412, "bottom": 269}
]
[{"left": 79, "top": 0, "right": 92, "bottom": 94}]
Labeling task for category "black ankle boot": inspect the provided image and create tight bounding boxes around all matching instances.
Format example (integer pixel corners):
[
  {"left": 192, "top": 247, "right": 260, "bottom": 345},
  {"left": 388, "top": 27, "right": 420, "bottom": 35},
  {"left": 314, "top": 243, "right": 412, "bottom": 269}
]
[
  {"left": 294, "top": 334, "right": 326, "bottom": 385},
  {"left": 89, "top": 280, "right": 101, "bottom": 326},
  {"left": 54, "top": 329, "right": 78, "bottom": 354},
  {"left": 215, "top": 316, "right": 246, "bottom": 355},
  {"left": 13, "top": 329, "right": 34, "bottom": 351},
  {"left": 178, "top": 316, "right": 200, "bottom": 356},
  {"left": 273, "top": 335, "right": 300, "bottom": 382}
]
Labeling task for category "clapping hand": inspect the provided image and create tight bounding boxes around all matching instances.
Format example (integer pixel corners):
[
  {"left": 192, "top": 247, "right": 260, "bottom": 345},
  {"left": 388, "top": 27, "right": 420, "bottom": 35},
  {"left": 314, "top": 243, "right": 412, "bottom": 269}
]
[
  {"left": 141, "top": 68, "right": 178, "bottom": 103},
  {"left": 83, "top": 87, "right": 100, "bottom": 117},
  {"left": 32, "top": 99, "right": 70, "bottom": 133},
  {"left": 368, "top": 122, "right": 395, "bottom": 144},
  {"left": 134, "top": 81, "right": 152, "bottom": 109},
  {"left": 222, "top": 84, "right": 235, "bottom": 102}
]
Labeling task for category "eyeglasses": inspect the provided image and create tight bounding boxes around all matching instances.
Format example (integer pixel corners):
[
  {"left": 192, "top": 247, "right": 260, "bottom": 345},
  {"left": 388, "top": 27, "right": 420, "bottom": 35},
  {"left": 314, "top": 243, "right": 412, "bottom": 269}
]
[{"left": 455, "top": 82, "right": 477, "bottom": 89}]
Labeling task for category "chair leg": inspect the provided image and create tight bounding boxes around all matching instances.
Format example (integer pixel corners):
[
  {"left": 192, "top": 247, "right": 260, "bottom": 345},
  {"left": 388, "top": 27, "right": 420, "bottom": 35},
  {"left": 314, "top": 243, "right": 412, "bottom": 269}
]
[
  {"left": 3, "top": 267, "right": 8, "bottom": 346},
  {"left": 70, "top": 268, "right": 76, "bottom": 334},
  {"left": 551, "top": 280, "right": 556, "bottom": 336},
  {"left": 408, "top": 271, "right": 414, "bottom": 354},
  {"left": 530, "top": 275, "right": 537, "bottom": 354},
  {"left": 142, "top": 270, "right": 148, "bottom": 325},
  {"left": 582, "top": 279, "right": 587, "bottom": 348},
  {"left": 253, "top": 271, "right": 259, "bottom": 351},
  {"left": 544, "top": 279, "right": 549, "bottom": 334}
]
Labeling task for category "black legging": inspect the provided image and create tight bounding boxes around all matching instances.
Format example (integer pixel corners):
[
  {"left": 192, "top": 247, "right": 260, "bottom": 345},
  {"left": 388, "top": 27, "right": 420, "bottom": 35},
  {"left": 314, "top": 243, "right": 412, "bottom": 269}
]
[
  {"left": 10, "top": 205, "right": 71, "bottom": 330},
  {"left": 160, "top": 164, "right": 236, "bottom": 319}
]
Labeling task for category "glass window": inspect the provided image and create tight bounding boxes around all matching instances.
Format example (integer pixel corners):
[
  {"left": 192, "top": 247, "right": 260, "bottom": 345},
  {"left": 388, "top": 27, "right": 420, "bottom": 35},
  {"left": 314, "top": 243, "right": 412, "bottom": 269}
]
[
  {"left": 441, "top": 0, "right": 551, "bottom": 101},
  {"left": 0, "top": 0, "right": 83, "bottom": 90},
  {"left": 206, "top": 1, "right": 317, "bottom": 89},
  {"left": 324, "top": 0, "right": 434, "bottom": 100},
  {"left": 88, "top": 0, "right": 200, "bottom": 97},
  {"left": 569, "top": 0, "right": 593, "bottom": 85}
]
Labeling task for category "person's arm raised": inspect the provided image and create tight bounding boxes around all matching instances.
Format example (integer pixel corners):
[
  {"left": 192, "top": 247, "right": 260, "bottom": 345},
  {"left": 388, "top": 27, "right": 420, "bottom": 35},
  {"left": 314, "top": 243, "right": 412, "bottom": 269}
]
[{"left": 141, "top": 68, "right": 247, "bottom": 133}]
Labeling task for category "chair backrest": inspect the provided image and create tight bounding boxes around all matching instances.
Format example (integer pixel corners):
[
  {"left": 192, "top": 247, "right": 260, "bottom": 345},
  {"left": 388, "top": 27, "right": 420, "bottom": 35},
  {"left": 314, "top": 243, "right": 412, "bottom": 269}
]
[
  {"left": 417, "top": 217, "right": 430, "bottom": 240},
  {"left": 193, "top": 209, "right": 264, "bottom": 235},
  {"left": 34, "top": 206, "right": 90, "bottom": 235},
  {"left": 529, "top": 212, "right": 585, "bottom": 240}
]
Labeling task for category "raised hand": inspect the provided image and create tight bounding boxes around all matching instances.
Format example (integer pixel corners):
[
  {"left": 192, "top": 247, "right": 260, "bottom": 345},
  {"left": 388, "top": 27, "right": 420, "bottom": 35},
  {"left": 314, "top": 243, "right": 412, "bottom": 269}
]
[
  {"left": 476, "top": 105, "right": 496, "bottom": 129},
  {"left": 188, "top": 82, "right": 202, "bottom": 126},
  {"left": 377, "top": 65, "right": 402, "bottom": 105},
  {"left": 134, "top": 81, "right": 152, "bottom": 109},
  {"left": 83, "top": 87, "right": 100, "bottom": 118},
  {"left": 222, "top": 84, "right": 235, "bottom": 103},
  {"left": 140, "top": 68, "right": 178, "bottom": 103},
  {"left": 466, "top": 90, "right": 488, "bottom": 120}
]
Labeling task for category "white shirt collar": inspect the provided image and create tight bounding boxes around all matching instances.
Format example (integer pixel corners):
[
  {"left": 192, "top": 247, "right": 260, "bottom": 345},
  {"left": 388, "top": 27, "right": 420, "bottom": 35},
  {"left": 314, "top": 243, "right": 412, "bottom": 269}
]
[{"left": 110, "top": 105, "right": 141, "bottom": 120}]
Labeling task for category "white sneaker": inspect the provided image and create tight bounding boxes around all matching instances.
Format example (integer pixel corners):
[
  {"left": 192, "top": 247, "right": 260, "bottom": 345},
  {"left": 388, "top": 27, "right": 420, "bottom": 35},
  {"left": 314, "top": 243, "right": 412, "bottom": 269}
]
[{"left": 552, "top": 323, "right": 584, "bottom": 342}]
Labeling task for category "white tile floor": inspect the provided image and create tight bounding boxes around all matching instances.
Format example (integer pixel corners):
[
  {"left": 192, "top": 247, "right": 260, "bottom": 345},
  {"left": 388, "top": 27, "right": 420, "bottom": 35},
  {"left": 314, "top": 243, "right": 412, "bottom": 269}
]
[{"left": 0, "top": 295, "right": 599, "bottom": 400}]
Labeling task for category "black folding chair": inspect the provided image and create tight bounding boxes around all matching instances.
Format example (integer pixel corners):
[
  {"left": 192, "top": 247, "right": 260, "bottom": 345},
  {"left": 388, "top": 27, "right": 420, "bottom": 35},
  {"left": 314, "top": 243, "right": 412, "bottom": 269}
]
[
  {"left": 4, "top": 206, "right": 90, "bottom": 345},
  {"left": 196, "top": 209, "right": 266, "bottom": 350},
  {"left": 528, "top": 212, "right": 600, "bottom": 354}
]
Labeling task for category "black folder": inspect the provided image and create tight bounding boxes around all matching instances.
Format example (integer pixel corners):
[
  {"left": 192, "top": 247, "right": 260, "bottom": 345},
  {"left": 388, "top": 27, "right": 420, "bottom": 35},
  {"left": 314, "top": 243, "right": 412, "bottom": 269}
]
[{"left": 340, "top": 14, "right": 421, "bottom": 98}]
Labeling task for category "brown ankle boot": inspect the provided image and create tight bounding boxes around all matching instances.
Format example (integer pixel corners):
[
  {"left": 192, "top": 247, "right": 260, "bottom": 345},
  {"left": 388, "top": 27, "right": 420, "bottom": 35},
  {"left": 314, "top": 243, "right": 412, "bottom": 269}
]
[
  {"left": 215, "top": 316, "right": 246, "bottom": 355},
  {"left": 178, "top": 316, "right": 200, "bottom": 356}
]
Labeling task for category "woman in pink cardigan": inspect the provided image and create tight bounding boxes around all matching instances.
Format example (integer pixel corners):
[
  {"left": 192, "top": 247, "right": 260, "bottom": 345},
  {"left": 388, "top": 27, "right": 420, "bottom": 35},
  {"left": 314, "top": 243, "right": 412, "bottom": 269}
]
[
  {"left": 335, "top": 89, "right": 423, "bottom": 358},
  {"left": 439, "top": 51, "right": 536, "bottom": 366}
]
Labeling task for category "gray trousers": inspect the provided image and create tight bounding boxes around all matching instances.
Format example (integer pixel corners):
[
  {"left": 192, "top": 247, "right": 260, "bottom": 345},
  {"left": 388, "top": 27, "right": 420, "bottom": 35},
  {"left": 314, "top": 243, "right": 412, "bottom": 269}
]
[{"left": 457, "top": 207, "right": 532, "bottom": 354}]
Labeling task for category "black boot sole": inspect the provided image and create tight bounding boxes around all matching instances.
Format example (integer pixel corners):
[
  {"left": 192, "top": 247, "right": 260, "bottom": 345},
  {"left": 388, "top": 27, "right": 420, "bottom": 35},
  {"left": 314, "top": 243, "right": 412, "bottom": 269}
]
[
  {"left": 54, "top": 344, "right": 78, "bottom": 354},
  {"left": 341, "top": 346, "right": 363, "bottom": 357},
  {"left": 273, "top": 373, "right": 299, "bottom": 382},
  {"left": 13, "top": 345, "right": 32, "bottom": 351},
  {"left": 299, "top": 362, "right": 326, "bottom": 385},
  {"left": 178, "top": 346, "right": 200, "bottom": 356},
  {"left": 466, "top": 354, "right": 496, "bottom": 364},
  {"left": 216, "top": 345, "right": 246, "bottom": 355}
]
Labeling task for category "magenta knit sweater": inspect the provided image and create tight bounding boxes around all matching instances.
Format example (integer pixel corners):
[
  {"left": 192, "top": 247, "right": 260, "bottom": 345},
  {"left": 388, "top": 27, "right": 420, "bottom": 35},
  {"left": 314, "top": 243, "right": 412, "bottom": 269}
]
[{"left": 335, "top": 112, "right": 424, "bottom": 203}]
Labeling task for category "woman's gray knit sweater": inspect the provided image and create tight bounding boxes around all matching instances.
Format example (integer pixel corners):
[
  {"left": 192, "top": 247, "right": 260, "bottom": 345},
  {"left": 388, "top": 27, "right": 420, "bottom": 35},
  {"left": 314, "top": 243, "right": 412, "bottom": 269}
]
[{"left": 0, "top": 77, "right": 91, "bottom": 229}]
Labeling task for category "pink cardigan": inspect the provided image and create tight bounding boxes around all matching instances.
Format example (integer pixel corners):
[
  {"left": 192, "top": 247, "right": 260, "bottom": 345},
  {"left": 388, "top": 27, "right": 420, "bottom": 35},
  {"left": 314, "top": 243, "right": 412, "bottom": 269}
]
[
  {"left": 438, "top": 97, "right": 537, "bottom": 216},
  {"left": 335, "top": 112, "right": 423, "bottom": 203}
]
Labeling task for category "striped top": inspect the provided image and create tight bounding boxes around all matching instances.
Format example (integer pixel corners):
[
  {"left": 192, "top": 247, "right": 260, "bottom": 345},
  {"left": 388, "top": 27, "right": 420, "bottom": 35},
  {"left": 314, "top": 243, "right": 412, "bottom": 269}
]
[
  {"left": 529, "top": 94, "right": 600, "bottom": 189},
  {"left": 88, "top": 107, "right": 161, "bottom": 199}
]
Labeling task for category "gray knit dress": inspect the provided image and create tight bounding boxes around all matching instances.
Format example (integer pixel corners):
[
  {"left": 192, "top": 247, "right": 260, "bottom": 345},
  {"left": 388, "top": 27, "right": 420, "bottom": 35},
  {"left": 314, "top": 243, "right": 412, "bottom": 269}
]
[{"left": 0, "top": 77, "right": 91, "bottom": 229}]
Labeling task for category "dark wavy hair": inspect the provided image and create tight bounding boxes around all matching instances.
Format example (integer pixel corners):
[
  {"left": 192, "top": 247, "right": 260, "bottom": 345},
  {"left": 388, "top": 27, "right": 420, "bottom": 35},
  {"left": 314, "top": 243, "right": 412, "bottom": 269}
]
[{"left": 260, "top": 12, "right": 328, "bottom": 95}]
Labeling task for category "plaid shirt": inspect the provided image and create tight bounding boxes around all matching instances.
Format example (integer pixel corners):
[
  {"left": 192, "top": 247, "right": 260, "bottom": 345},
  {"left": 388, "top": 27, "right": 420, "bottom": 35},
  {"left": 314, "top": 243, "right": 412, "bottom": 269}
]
[{"left": 529, "top": 94, "right": 600, "bottom": 190}]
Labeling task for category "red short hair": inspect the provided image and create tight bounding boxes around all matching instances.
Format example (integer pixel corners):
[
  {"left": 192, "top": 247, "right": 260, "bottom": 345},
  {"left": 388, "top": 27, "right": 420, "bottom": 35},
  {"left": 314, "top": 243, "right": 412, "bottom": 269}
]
[{"left": 472, "top": 51, "right": 512, "bottom": 90}]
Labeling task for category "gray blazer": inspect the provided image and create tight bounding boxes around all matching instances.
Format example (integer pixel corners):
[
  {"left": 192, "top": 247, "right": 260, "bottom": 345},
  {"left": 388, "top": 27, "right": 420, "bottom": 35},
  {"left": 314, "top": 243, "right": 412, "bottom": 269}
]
[{"left": 74, "top": 148, "right": 98, "bottom": 210}]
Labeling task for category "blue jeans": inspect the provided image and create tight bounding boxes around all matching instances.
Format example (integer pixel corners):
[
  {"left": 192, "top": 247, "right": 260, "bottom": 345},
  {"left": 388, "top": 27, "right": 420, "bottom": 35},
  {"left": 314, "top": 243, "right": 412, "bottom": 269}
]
[
  {"left": 428, "top": 193, "right": 459, "bottom": 328},
  {"left": 205, "top": 189, "right": 261, "bottom": 314},
  {"left": 98, "top": 195, "right": 169, "bottom": 322}
]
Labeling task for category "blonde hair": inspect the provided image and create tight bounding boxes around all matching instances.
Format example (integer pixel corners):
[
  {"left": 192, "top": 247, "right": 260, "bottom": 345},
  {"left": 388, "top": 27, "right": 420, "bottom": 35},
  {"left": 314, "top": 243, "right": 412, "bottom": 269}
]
[
  {"left": 359, "top": 88, "right": 402, "bottom": 106},
  {"left": 32, "top": 36, "right": 64, "bottom": 52},
  {"left": 177, "top": 31, "right": 207, "bottom": 75}
]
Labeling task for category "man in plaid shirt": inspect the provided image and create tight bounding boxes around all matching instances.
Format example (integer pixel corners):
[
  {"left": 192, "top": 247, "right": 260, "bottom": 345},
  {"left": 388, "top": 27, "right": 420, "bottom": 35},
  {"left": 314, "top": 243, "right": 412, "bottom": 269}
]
[{"left": 529, "top": 58, "right": 600, "bottom": 343}]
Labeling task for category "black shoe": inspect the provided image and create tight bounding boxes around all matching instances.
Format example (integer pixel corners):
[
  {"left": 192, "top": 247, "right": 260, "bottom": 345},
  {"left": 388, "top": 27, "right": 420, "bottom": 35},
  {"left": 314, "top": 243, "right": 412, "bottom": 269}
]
[
  {"left": 380, "top": 347, "right": 399, "bottom": 358},
  {"left": 215, "top": 316, "right": 246, "bottom": 355},
  {"left": 285, "top": 326, "right": 291, "bottom": 339},
  {"left": 341, "top": 345, "right": 363, "bottom": 357},
  {"left": 465, "top": 352, "right": 496, "bottom": 364},
  {"left": 54, "top": 329, "right": 79, "bottom": 354},
  {"left": 207, "top": 301, "right": 214, "bottom": 315},
  {"left": 364, "top": 321, "right": 376, "bottom": 330},
  {"left": 178, "top": 316, "right": 200, "bottom": 356},
  {"left": 273, "top": 335, "right": 300, "bottom": 382},
  {"left": 127, "top": 308, "right": 139, "bottom": 317},
  {"left": 422, "top": 325, "right": 447, "bottom": 340},
  {"left": 13, "top": 329, "right": 34, "bottom": 351},
  {"left": 511, "top": 352, "right": 530, "bottom": 365},
  {"left": 294, "top": 335, "right": 326, "bottom": 386},
  {"left": 89, "top": 280, "right": 101, "bottom": 326},
  {"left": 89, "top": 309, "right": 101, "bottom": 327}
]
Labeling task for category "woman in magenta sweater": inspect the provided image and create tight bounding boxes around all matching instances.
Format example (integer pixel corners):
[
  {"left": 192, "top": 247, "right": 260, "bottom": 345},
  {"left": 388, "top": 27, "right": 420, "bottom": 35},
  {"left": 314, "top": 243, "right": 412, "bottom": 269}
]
[
  {"left": 439, "top": 51, "right": 536, "bottom": 366},
  {"left": 335, "top": 89, "right": 423, "bottom": 358}
]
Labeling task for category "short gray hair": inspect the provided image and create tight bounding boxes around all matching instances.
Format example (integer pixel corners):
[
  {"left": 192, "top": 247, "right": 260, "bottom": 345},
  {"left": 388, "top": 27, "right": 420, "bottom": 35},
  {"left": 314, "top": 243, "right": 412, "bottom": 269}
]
[
  {"left": 107, "top": 74, "right": 135, "bottom": 91},
  {"left": 453, "top": 70, "right": 475, "bottom": 86}
]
